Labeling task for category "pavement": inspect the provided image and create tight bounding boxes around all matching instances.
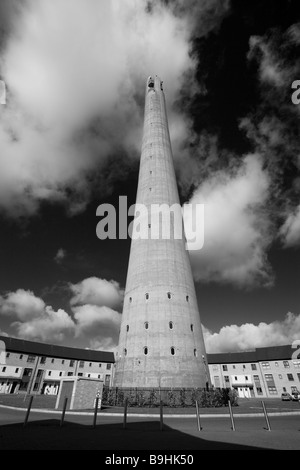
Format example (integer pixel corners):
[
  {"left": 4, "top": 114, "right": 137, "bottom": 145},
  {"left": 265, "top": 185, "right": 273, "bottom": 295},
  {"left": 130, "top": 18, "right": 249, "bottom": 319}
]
[{"left": 0, "top": 398, "right": 300, "bottom": 451}]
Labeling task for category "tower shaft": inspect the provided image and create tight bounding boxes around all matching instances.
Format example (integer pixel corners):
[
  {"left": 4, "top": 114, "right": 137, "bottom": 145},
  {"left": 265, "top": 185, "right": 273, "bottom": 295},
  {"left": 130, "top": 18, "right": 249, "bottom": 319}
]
[{"left": 114, "top": 76, "right": 209, "bottom": 388}]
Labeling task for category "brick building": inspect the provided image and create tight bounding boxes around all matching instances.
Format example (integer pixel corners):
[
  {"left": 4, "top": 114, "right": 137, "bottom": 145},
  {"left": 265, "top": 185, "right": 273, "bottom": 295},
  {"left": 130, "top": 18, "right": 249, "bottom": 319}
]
[
  {"left": 207, "top": 344, "right": 300, "bottom": 398},
  {"left": 0, "top": 335, "right": 114, "bottom": 395}
]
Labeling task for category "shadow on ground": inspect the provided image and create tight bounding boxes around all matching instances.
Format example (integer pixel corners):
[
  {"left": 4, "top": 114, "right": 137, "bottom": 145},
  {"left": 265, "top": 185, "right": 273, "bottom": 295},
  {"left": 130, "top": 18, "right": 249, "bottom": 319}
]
[{"left": 0, "top": 418, "right": 269, "bottom": 450}]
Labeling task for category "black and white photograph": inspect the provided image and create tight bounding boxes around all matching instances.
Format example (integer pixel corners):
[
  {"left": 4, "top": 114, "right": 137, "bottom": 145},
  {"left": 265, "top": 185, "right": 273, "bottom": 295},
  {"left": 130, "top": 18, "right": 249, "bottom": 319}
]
[{"left": 0, "top": 0, "right": 299, "bottom": 456}]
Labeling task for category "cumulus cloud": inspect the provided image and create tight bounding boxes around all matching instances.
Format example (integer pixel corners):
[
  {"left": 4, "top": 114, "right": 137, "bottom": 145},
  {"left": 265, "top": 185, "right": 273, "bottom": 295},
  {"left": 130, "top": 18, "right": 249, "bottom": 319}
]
[
  {"left": 279, "top": 205, "right": 300, "bottom": 247},
  {"left": 185, "top": 154, "right": 273, "bottom": 287},
  {"left": 204, "top": 312, "right": 300, "bottom": 353},
  {"left": 0, "top": 289, "right": 46, "bottom": 320},
  {"left": 73, "top": 304, "right": 121, "bottom": 350},
  {"left": 0, "top": 0, "right": 229, "bottom": 216},
  {"left": 242, "top": 23, "right": 300, "bottom": 249},
  {"left": 0, "top": 276, "right": 123, "bottom": 346},
  {"left": 70, "top": 277, "right": 124, "bottom": 310}
]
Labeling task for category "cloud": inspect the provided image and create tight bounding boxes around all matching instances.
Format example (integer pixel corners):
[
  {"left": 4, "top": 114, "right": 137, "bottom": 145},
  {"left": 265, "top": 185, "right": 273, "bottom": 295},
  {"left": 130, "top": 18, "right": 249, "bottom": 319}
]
[
  {"left": 0, "top": 276, "right": 123, "bottom": 346},
  {"left": 185, "top": 154, "right": 273, "bottom": 287},
  {"left": 204, "top": 312, "right": 300, "bottom": 353},
  {"left": 73, "top": 304, "right": 121, "bottom": 350},
  {"left": 54, "top": 248, "right": 66, "bottom": 264},
  {"left": 0, "top": 289, "right": 46, "bottom": 320},
  {"left": 279, "top": 205, "right": 300, "bottom": 247},
  {"left": 0, "top": 0, "right": 230, "bottom": 217},
  {"left": 70, "top": 277, "right": 124, "bottom": 310}
]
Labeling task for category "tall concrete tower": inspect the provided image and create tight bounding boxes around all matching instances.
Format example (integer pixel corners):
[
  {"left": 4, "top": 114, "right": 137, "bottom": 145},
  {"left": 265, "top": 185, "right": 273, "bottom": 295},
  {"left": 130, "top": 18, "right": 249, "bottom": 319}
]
[{"left": 114, "top": 75, "right": 209, "bottom": 388}]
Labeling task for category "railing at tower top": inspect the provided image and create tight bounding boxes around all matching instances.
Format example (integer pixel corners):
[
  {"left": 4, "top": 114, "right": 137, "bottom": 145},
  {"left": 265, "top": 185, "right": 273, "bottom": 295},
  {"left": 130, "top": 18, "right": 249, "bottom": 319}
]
[{"left": 101, "top": 387, "right": 238, "bottom": 408}]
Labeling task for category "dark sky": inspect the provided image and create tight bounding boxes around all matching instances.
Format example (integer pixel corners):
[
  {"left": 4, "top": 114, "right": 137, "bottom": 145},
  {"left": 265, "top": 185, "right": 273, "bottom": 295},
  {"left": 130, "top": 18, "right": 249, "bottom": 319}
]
[{"left": 0, "top": 0, "right": 299, "bottom": 352}]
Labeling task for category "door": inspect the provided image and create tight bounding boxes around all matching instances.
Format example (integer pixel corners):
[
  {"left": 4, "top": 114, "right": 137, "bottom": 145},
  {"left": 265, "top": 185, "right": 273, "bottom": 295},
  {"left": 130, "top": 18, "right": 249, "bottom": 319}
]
[{"left": 57, "top": 381, "right": 74, "bottom": 409}]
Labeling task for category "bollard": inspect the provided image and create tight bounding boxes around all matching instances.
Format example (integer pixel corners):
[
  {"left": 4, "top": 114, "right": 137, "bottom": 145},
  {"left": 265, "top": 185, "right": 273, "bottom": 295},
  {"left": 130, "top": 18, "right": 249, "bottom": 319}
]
[
  {"left": 60, "top": 397, "right": 68, "bottom": 427},
  {"left": 123, "top": 397, "right": 128, "bottom": 429},
  {"left": 195, "top": 400, "right": 202, "bottom": 431},
  {"left": 261, "top": 400, "right": 271, "bottom": 431},
  {"left": 93, "top": 397, "right": 99, "bottom": 428},
  {"left": 228, "top": 400, "right": 235, "bottom": 431},
  {"left": 23, "top": 395, "right": 33, "bottom": 427},
  {"left": 160, "top": 400, "right": 163, "bottom": 431}
]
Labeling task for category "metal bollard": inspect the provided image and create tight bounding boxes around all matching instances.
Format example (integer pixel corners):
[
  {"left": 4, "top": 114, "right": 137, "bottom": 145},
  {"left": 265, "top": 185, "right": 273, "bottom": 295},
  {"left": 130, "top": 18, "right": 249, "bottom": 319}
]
[
  {"left": 261, "top": 400, "right": 271, "bottom": 431},
  {"left": 60, "top": 397, "right": 68, "bottom": 427},
  {"left": 23, "top": 395, "right": 33, "bottom": 427},
  {"left": 93, "top": 397, "right": 99, "bottom": 428},
  {"left": 195, "top": 400, "right": 202, "bottom": 431},
  {"left": 123, "top": 397, "right": 128, "bottom": 429},
  {"left": 228, "top": 400, "right": 235, "bottom": 431},
  {"left": 160, "top": 400, "right": 163, "bottom": 431}
]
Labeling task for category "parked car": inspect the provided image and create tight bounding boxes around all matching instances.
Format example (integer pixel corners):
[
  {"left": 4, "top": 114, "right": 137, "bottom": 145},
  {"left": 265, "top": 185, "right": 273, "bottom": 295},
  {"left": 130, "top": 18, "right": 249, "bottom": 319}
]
[
  {"left": 281, "top": 392, "right": 292, "bottom": 401},
  {"left": 291, "top": 392, "right": 300, "bottom": 401}
]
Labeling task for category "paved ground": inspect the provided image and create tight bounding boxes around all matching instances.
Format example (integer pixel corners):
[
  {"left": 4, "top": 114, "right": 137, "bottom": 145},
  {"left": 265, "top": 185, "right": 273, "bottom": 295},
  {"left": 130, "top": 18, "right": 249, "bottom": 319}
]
[{"left": 0, "top": 405, "right": 300, "bottom": 450}]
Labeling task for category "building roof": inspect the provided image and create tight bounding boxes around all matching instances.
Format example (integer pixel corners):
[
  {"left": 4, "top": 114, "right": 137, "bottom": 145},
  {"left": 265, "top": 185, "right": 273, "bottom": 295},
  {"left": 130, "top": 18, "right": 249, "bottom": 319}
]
[
  {"left": 207, "top": 344, "right": 295, "bottom": 364},
  {"left": 0, "top": 335, "right": 115, "bottom": 363}
]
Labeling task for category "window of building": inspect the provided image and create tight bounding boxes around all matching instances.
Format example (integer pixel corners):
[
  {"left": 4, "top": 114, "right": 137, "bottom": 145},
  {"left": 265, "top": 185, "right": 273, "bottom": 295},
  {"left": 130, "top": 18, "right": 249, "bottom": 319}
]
[
  {"left": 68, "top": 372, "right": 73, "bottom": 377},
  {"left": 6, "top": 352, "right": 10, "bottom": 358},
  {"left": 51, "top": 359, "right": 54, "bottom": 364},
  {"left": 78, "top": 373, "right": 83, "bottom": 377},
  {"left": 129, "top": 297, "right": 132, "bottom": 303},
  {"left": 224, "top": 376, "right": 230, "bottom": 383},
  {"left": 261, "top": 362, "right": 270, "bottom": 369},
  {"left": 194, "top": 349, "right": 197, "bottom": 357},
  {"left": 33, "top": 383, "right": 39, "bottom": 391},
  {"left": 169, "top": 321, "right": 173, "bottom": 329},
  {"left": 245, "top": 376, "right": 248, "bottom": 380},
  {"left": 2, "top": 367, "right": 6, "bottom": 372},
  {"left": 98, "top": 375, "right": 101, "bottom": 379},
  {"left": 145, "top": 322, "right": 149, "bottom": 329},
  {"left": 124, "top": 348, "right": 127, "bottom": 356},
  {"left": 27, "top": 355, "right": 35, "bottom": 363},
  {"left": 19, "top": 382, "right": 28, "bottom": 391},
  {"left": 293, "top": 361, "right": 300, "bottom": 368},
  {"left": 186, "top": 296, "right": 189, "bottom": 302},
  {"left": 19, "top": 355, "right": 23, "bottom": 360},
  {"left": 15, "top": 368, "right": 19, "bottom": 373},
  {"left": 48, "top": 371, "right": 51, "bottom": 376},
  {"left": 62, "top": 360, "right": 65, "bottom": 365},
  {"left": 279, "top": 374, "right": 283, "bottom": 379},
  {"left": 87, "top": 374, "right": 91, "bottom": 378},
  {"left": 167, "top": 292, "right": 171, "bottom": 299},
  {"left": 40, "top": 357, "right": 46, "bottom": 364},
  {"left": 99, "top": 363, "right": 102, "bottom": 368},
  {"left": 190, "top": 324, "right": 193, "bottom": 332},
  {"left": 275, "top": 362, "right": 279, "bottom": 367},
  {"left": 144, "top": 347, "right": 148, "bottom": 355},
  {"left": 222, "top": 365, "right": 228, "bottom": 371},
  {"left": 243, "top": 365, "right": 246, "bottom": 369},
  {"left": 234, "top": 376, "right": 237, "bottom": 381},
  {"left": 283, "top": 387, "right": 287, "bottom": 392},
  {"left": 251, "top": 364, "right": 257, "bottom": 370},
  {"left": 297, "top": 373, "right": 300, "bottom": 382},
  {"left": 59, "top": 372, "right": 62, "bottom": 377},
  {"left": 69, "top": 360, "right": 75, "bottom": 367},
  {"left": 283, "top": 361, "right": 290, "bottom": 368},
  {"left": 287, "top": 373, "right": 294, "bottom": 381},
  {"left": 265, "top": 374, "right": 274, "bottom": 381},
  {"left": 150, "top": 171, "right": 152, "bottom": 175},
  {"left": 212, "top": 365, "right": 218, "bottom": 371},
  {"left": 23, "top": 368, "right": 32, "bottom": 376},
  {"left": 291, "top": 386, "right": 298, "bottom": 393},
  {"left": 233, "top": 365, "right": 236, "bottom": 369},
  {"left": 145, "top": 293, "right": 149, "bottom": 300},
  {"left": 89, "top": 363, "right": 92, "bottom": 367},
  {"left": 171, "top": 347, "right": 175, "bottom": 356},
  {"left": 79, "top": 361, "right": 84, "bottom": 368},
  {"left": 106, "top": 363, "right": 111, "bottom": 370},
  {"left": 268, "top": 387, "right": 277, "bottom": 395},
  {"left": 126, "top": 325, "right": 129, "bottom": 332},
  {"left": 256, "top": 387, "right": 263, "bottom": 394},
  {"left": 105, "top": 374, "right": 110, "bottom": 384},
  {"left": 37, "top": 370, "right": 43, "bottom": 377}
]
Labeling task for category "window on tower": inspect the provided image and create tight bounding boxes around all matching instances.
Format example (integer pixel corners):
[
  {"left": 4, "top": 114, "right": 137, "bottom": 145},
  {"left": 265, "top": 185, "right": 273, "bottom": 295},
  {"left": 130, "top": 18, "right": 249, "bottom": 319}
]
[
  {"left": 169, "top": 321, "right": 173, "bottom": 329},
  {"left": 129, "top": 297, "right": 132, "bottom": 303},
  {"left": 194, "top": 349, "right": 197, "bottom": 357},
  {"left": 186, "top": 295, "right": 189, "bottom": 302},
  {"left": 190, "top": 324, "right": 194, "bottom": 332},
  {"left": 145, "top": 322, "right": 149, "bottom": 329},
  {"left": 124, "top": 348, "right": 127, "bottom": 356},
  {"left": 145, "top": 293, "right": 149, "bottom": 300},
  {"left": 170, "top": 347, "right": 175, "bottom": 356},
  {"left": 167, "top": 292, "right": 171, "bottom": 299},
  {"left": 144, "top": 347, "right": 148, "bottom": 355},
  {"left": 126, "top": 325, "right": 129, "bottom": 332}
]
